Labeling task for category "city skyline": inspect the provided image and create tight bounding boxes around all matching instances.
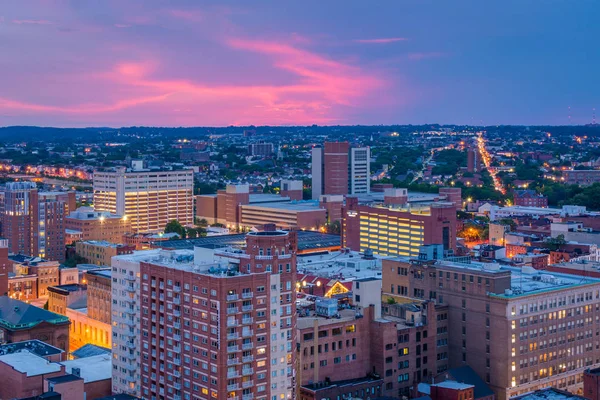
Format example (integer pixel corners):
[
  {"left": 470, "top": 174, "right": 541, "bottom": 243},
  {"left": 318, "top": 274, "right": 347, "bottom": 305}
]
[{"left": 1, "top": 1, "right": 599, "bottom": 128}]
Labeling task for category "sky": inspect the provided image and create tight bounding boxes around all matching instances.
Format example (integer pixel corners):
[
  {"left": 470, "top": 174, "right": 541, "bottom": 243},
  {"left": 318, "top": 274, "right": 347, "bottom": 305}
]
[{"left": 0, "top": 0, "right": 599, "bottom": 127}]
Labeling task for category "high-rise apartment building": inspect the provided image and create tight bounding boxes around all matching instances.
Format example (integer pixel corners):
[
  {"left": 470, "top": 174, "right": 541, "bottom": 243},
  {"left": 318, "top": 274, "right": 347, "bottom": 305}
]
[
  {"left": 1, "top": 182, "right": 75, "bottom": 261},
  {"left": 311, "top": 142, "right": 370, "bottom": 199},
  {"left": 342, "top": 196, "right": 457, "bottom": 258},
  {"left": 383, "top": 248, "right": 600, "bottom": 400},
  {"left": 248, "top": 142, "right": 274, "bottom": 156},
  {"left": 111, "top": 226, "right": 297, "bottom": 399},
  {"left": 93, "top": 165, "right": 194, "bottom": 233}
]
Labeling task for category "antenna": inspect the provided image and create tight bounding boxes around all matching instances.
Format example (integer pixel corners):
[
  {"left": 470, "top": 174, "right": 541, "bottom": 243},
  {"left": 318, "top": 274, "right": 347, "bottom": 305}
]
[{"left": 593, "top": 108, "right": 597, "bottom": 125}]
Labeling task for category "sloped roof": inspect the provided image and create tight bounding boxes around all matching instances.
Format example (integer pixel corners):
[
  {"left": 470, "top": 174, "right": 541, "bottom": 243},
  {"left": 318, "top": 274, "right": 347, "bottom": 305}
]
[
  {"left": 0, "top": 296, "right": 69, "bottom": 330},
  {"left": 447, "top": 365, "right": 494, "bottom": 399}
]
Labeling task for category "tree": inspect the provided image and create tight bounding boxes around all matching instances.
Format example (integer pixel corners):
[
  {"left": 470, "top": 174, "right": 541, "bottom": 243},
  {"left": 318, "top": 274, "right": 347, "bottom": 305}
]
[
  {"left": 196, "top": 218, "right": 208, "bottom": 227},
  {"left": 546, "top": 234, "right": 567, "bottom": 251},
  {"left": 165, "top": 219, "right": 186, "bottom": 239},
  {"left": 325, "top": 220, "right": 341, "bottom": 235}
]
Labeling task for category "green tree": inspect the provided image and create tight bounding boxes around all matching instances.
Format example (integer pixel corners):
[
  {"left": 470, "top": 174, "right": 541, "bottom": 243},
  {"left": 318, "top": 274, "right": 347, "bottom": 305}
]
[
  {"left": 546, "top": 234, "right": 567, "bottom": 251},
  {"left": 165, "top": 219, "right": 186, "bottom": 239}
]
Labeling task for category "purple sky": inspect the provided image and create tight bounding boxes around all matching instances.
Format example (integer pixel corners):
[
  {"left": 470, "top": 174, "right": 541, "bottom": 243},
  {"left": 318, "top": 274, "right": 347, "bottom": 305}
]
[{"left": 1, "top": 1, "right": 598, "bottom": 127}]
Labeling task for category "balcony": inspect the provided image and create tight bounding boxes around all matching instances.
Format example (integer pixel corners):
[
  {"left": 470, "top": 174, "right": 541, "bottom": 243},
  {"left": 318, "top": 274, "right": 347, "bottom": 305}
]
[
  {"left": 173, "top": 382, "right": 182, "bottom": 390},
  {"left": 173, "top": 358, "right": 181, "bottom": 366},
  {"left": 173, "top": 286, "right": 181, "bottom": 293},
  {"left": 227, "top": 333, "right": 239, "bottom": 340},
  {"left": 227, "top": 358, "right": 240, "bottom": 366},
  {"left": 127, "top": 352, "right": 137, "bottom": 360},
  {"left": 242, "top": 394, "right": 254, "bottom": 400},
  {"left": 242, "top": 355, "right": 253, "bottom": 363},
  {"left": 227, "top": 370, "right": 240, "bottom": 378},
  {"left": 242, "top": 305, "right": 253, "bottom": 312},
  {"left": 126, "top": 375, "right": 136, "bottom": 383},
  {"left": 227, "top": 345, "right": 239, "bottom": 353},
  {"left": 173, "top": 310, "right": 181, "bottom": 317},
  {"left": 242, "top": 368, "right": 253, "bottom": 375},
  {"left": 227, "top": 307, "right": 239, "bottom": 315},
  {"left": 127, "top": 342, "right": 136, "bottom": 349},
  {"left": 173, "top": 334, "right": 181, "bottom": 341},
  {"left": 227, "top": 383, "right": 240, "bottom": 391},
  {"left": 173, "top": 370, "right": 181, "bottom": 378},
  {"left": 172, "top": 345, "right": 181, "bottom": 353},
  {"left": 242, "top": 292, "right": 253, "bottom": 299},
  {"left": 124, "top": 275, "right": 136, "bottom": 281},
  {"left": 227, "top": 319, "right": 238, "bottom": 327},
  {"left": 173, "top": 322, "right": 181, "bottom": 329},
  {"left": 242, "top": 318, "right": 253, "bottom": 325},
  {"left": 125, "top": 363, "right": 137, "bottom": 372},
  {"left": 255, "top": 255, "right": 273, "bottom": 260},
  {"left": 242, "top": 330, "right": 253, "bottom": 338},
  {"left": 173, "top": 298, "right": 181, "bottom": 305},
  {"left": 227, "top": 294, "right": 239, "bottom": 302},
  {"left": 173, "top": 395, "right": 181, "bottom": 400},
  {"left": 242, "top": 380, "right": 254, "bottom": 388},
  {"left": 126, "top": 285, "right": 136, "bottom": 293},
  {"left": 279, "top": 254, "right": 292, "bottom": 259},
  {"left": 242, "top": 343, "right": 253, "bottom": 350}
]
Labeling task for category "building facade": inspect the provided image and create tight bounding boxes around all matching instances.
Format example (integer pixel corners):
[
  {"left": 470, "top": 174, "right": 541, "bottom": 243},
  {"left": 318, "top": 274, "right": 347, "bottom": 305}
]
[
  {"left": 513, "top": 191, "right": 549, "bottom": 208},
  {"left": 93, "top": 166, "right": 194, "bottom": 233},
  {"left": 342, "top": 197, "right": 457, "bottom": 258},
  {"left": 136, "top": 228, "right": 297, "bottom": 400},
  {"left": 382, "top": 252, "right": 600, "bottom": 400},
  {"left": 311, "top": 142, "right": 370, "bottom": 199},
  {"left": 66, "top": 206, "right": 131, "bottom": 244},
  {"left": 1, "top": 182, "right": 76, "bottom": 261},
  {"left": 76, "top": 240, "right": 135, "bottom": 267}
]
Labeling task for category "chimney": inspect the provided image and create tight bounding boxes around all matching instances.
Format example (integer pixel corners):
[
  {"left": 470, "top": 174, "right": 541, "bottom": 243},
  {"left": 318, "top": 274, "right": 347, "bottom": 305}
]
[{"left": 71, "top": 367, "right": 81, "bottom": 377}]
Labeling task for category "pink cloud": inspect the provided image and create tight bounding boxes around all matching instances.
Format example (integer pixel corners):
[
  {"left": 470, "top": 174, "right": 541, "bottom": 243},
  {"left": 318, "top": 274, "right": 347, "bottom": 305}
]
[
  {"left": 0, "top": 32, "right": 390, "bottom": 126},
  {"left": 408, "top": 52, "right": 446, "bottom": 61},
  {"left": 354, "top": 37, "right": 408, "bottom": 44},
  {"left": 114, "top": 23, "right": 132, "bottom": 29},
  {"left": 12, "top": 19, "right": 53, "bottom": 25}
]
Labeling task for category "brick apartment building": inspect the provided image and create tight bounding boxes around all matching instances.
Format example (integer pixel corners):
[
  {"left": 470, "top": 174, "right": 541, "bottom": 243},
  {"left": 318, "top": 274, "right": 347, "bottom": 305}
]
[
  {"left": 112, "top": 225, "right": 297, "bottom": 399},
  {"left": 1, "top": 181, "right": 76, "bottom": 261},
  {"left": 513, "top": 190, "right": 548, "bottom": 208},
  {"left": 342, "top": 195, "right": 457, "bottom": 258},
  {"left": 76, "top": 240, "right": 135, "bottom": 267},
  {"left": 382, "top": 246, "right": 600, "bottom": 400},
  {"left": 562, "top": 170, "right": 600, "bottom": 186}
]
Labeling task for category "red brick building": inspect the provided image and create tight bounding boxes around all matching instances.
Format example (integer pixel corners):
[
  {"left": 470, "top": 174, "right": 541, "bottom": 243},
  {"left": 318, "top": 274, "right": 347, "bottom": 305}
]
[
  {"left": 0, "top": 240, "right": 9, "bottom": 297},
  {"left": 138, "top": 226, "right": 297, "bottom": 400},
  {"left": 1, "top": 182, "right": 76, "bottom": 262},
  {"left": 513, "top": 190, "right": 548, "bottom": 208},
  {"left": 0, "top": 297, "right": 70, "bottom": 352}
]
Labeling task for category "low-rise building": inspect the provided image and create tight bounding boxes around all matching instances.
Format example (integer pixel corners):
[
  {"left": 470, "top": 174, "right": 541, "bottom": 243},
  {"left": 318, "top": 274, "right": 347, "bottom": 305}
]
[
  {"left": 75, "top": 240, "right": 135, "bottom": 266},
  {"left": 66, "top": 206, "right": 131, "bottom": 244},
  {"left": 513, "top": 190, "right": 548, "bottom": 208},
  {"left": 0, "top": 297, "right": 70, "bottom": 352},
  {"left": 47, "top": 284, "right": 87, "bottom": 316}
]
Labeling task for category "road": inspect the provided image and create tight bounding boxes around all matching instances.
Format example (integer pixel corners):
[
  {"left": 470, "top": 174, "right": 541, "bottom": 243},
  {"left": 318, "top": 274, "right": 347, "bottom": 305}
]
[{"left": 477, "top": 134, "right": 506, "bottom": 195}]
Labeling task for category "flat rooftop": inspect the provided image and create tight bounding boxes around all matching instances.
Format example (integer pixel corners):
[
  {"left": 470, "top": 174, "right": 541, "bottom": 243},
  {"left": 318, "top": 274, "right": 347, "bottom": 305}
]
[
  {"left": 297, "top": 251, "right": 387, "bottom": 280},
  {"left": 435, "top": 259, "right": 600, "bottom": 298},
  {"left": 242, "top": 201, "right": 322, "bottom": 212},
  {"left": 153, "top": 231, "right": 341, "bottom": 252},
  {"left": 249, "top": 193, "right": 290, "bottom": 204},
  {"left": 60, "top": 354, "right": 112, "bottom": 383},
  {"left": 432, "top": 381, "right": 474, "bottom": 390},
  {"left": 510, "top": 388, "right": 588, "bottom": 400},
  {"left": 0, "top": 340, "right": 63, "bottom": 358},
  {"left": 85, "top": 268, "right": 112, "bottom": 278},
  {"left": 0, "top": 350, "right": 62, "bottom": 376}
]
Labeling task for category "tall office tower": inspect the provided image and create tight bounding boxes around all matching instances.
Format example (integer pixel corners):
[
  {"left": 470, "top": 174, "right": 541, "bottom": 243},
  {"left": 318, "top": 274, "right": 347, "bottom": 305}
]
[
  {"left": 349, "top": 147, "right": 370, "bottom": 195},
  {"left": 467, "top": 147, "right": 480, "bottom": 173},
  {"left": 1, "top": 182, "right": 76, "bottom": 261},
  {"left": 112, "top": 226, "right": 297, "bottom": 399},
  {"left": 93, "top": 164, "right": 194, "bottom": 233},
  {"left": 342, "top": 196, "right": 457, "bottom": 258},
  {"left": 311, "top": 142, "right": 370, "bottom": 200},
  {"left": 383, "top": 249, "right": 600, "bottom": 400}
]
